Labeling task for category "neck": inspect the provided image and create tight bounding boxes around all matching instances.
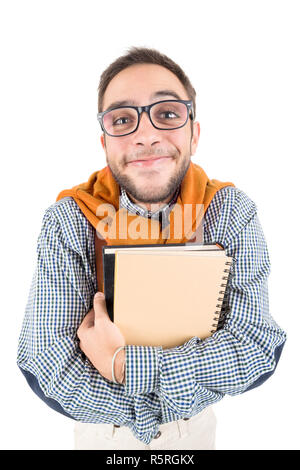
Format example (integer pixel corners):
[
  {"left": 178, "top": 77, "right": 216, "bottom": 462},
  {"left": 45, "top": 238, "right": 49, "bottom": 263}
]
[{"left": 127, "top": 193, "right": 174, "bottom": 212}]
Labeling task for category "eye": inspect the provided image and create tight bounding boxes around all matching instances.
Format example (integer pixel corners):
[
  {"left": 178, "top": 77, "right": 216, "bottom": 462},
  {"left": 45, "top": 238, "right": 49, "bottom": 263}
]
[
  {"left": 153, "top": 106, "right": 182, "bottom": 121},
  {"left": 113, "top": 116, "right": 131, "bottom": 126},
  {"left": 159, "top": 110, "right": 179, "bottom": 119}
]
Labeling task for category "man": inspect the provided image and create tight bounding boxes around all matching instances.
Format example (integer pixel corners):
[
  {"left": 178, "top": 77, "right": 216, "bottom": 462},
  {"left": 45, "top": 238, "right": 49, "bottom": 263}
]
[{"left": 17, "top": 47, "right": 287, "bottom": 450}]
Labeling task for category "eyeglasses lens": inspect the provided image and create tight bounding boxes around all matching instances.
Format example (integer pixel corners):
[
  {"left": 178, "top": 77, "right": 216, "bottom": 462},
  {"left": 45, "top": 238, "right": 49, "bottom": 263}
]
[
  {"left": 103, "top": 108, "right": 138, "bottom": 136},
  {"left": 151, "top": 101, "right": 187, "bottom": 129}
]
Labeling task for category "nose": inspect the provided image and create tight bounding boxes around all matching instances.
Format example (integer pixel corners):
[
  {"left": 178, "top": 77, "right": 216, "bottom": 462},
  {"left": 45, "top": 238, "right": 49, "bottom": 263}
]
[{"left": 132, "top": 110, "right": 161, "bottom": 146}]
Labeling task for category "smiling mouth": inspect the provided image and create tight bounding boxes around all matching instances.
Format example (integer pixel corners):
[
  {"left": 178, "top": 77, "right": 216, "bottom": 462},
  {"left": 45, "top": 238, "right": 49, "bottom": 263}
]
[{"left": 127, "top": 156, "right": 174, "bottom": 166}]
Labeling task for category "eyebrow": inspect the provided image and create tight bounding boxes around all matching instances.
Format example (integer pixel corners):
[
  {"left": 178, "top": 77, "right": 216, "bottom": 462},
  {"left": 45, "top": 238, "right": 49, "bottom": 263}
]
[{"left": 105, "top": 90, "right": 182, "bottom": 111}]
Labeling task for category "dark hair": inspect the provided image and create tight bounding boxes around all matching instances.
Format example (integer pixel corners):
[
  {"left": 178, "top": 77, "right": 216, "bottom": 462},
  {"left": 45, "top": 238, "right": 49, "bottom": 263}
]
[{"left": 98, "top": 47, "right": 196, "bottom": 119}]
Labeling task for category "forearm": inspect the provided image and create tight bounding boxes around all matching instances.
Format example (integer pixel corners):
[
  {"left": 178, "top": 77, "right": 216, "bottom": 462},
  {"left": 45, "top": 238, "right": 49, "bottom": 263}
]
[
  {"left": 123, "top": 318, "right": 286, "bottom": 415},
  {"left": 17, "top": 335, "right": 132, "bottom": 422}
]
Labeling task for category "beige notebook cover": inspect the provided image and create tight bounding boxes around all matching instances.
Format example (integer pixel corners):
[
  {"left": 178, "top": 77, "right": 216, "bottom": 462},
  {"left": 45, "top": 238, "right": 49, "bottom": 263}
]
[{"left": 113, "top": 251, "right": 232, "bottom": 349}]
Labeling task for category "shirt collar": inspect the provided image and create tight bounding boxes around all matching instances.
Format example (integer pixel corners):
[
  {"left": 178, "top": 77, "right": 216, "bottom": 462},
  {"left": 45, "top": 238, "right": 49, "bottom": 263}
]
[{"left": 119, "top": 186, "right": 180, "bottom": 229}]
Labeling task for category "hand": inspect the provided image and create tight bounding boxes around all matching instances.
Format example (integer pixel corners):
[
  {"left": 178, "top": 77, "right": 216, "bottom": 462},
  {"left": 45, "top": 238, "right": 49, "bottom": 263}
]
[{"left": 77, "top": 292, "right": 126, "bottom": 383}]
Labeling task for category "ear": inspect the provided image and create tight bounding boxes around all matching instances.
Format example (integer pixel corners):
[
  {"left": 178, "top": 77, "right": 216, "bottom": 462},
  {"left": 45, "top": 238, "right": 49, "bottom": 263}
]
[
  {"left": 100, "top": 133, "right": 106, "bottom": 149},
  {"left": 190, "top": 121, "right": 200, "bottom": 155}
]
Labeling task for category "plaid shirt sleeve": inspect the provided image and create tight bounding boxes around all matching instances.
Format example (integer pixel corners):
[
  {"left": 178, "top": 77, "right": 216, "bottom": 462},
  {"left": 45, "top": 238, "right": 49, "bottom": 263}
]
[
  {"left": 17, "top": 201, "right": 135, "bottom": 425},
  {"left": 124, "top": 187, "right": 287, "bottom": 417}
]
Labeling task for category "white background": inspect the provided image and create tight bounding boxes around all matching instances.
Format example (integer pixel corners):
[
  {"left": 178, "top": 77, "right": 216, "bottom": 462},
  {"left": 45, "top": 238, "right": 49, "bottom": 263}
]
[{"left": 1, "top": 0, "right": 299, "bottom": 450}]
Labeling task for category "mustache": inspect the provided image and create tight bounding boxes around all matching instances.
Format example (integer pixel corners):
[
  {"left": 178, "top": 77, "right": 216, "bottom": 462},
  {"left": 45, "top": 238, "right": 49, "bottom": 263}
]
[{"left": 125, "top": 148, "right": 178, "bottom": 162}]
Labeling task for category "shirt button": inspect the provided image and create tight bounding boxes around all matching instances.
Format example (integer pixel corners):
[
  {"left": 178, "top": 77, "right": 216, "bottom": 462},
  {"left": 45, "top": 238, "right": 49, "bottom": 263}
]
[{"left": 154, "top": 430, "right": 161, "bottom": 439}]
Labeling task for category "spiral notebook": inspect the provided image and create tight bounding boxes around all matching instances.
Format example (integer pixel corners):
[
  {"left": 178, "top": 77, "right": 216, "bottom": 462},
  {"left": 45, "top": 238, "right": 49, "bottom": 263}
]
[{"left": 102, "top": 243, "right": 233, "bottom": 349}]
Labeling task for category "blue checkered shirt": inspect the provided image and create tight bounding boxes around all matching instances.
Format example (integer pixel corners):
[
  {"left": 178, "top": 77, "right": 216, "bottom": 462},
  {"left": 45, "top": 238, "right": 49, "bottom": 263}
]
[{"left": 17, "top": 184, "right": 287, "bottom": 444}]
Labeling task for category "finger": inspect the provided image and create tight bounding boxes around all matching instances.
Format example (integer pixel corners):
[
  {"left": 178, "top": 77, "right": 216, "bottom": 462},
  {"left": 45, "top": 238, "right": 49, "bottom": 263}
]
[
  {"left": 78, "top": 308, "right": 95, "bottom": 329},
  {"left": 93, "top": 292, "right": 110, "bottom": 322}
]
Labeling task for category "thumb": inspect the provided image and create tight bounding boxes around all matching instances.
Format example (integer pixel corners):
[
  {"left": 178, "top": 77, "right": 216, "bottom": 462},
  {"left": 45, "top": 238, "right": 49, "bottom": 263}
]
[{"left": 93, "top": 292, "right": 110, "bottom": 321}]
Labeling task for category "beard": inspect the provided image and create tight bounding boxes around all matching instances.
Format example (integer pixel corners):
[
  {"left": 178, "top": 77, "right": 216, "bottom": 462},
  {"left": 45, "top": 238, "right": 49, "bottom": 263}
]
[{"left": 107, "top": 153, "right": 191, "bottom": 204}]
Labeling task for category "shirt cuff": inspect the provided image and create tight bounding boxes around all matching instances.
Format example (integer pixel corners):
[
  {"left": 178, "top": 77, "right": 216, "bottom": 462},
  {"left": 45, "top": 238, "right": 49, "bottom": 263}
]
[{"left": 124, "top": 345, "right": 163, "bottom": 395}]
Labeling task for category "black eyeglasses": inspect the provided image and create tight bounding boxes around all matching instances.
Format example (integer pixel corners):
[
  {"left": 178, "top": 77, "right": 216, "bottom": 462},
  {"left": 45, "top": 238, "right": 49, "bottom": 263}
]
[{"left": 97, "top": 99, "right": 194, "bottom": 137}]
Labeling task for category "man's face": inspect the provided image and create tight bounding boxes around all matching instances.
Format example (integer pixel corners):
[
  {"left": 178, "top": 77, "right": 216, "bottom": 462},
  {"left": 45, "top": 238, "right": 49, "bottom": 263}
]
[{"left": 101, "top": 63, "right": 200, "bottom": 204}]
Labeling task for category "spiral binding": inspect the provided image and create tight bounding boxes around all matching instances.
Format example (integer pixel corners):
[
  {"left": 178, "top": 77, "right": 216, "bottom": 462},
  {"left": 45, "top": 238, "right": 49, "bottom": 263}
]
[{"left": 210, "top": 256, "right": 236, "bottom": 333}]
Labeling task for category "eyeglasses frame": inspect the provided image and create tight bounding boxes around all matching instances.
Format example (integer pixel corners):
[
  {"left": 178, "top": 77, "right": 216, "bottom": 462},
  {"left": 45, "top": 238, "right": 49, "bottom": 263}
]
[{"left": 97, "top": 99, "right": 194, "bottom": 137}]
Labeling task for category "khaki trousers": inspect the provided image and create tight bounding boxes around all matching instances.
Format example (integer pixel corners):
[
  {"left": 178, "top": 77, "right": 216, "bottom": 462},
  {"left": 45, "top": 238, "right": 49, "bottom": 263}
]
[{"left": 74, "top": 406, "right": 216, "bottom": 450}]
